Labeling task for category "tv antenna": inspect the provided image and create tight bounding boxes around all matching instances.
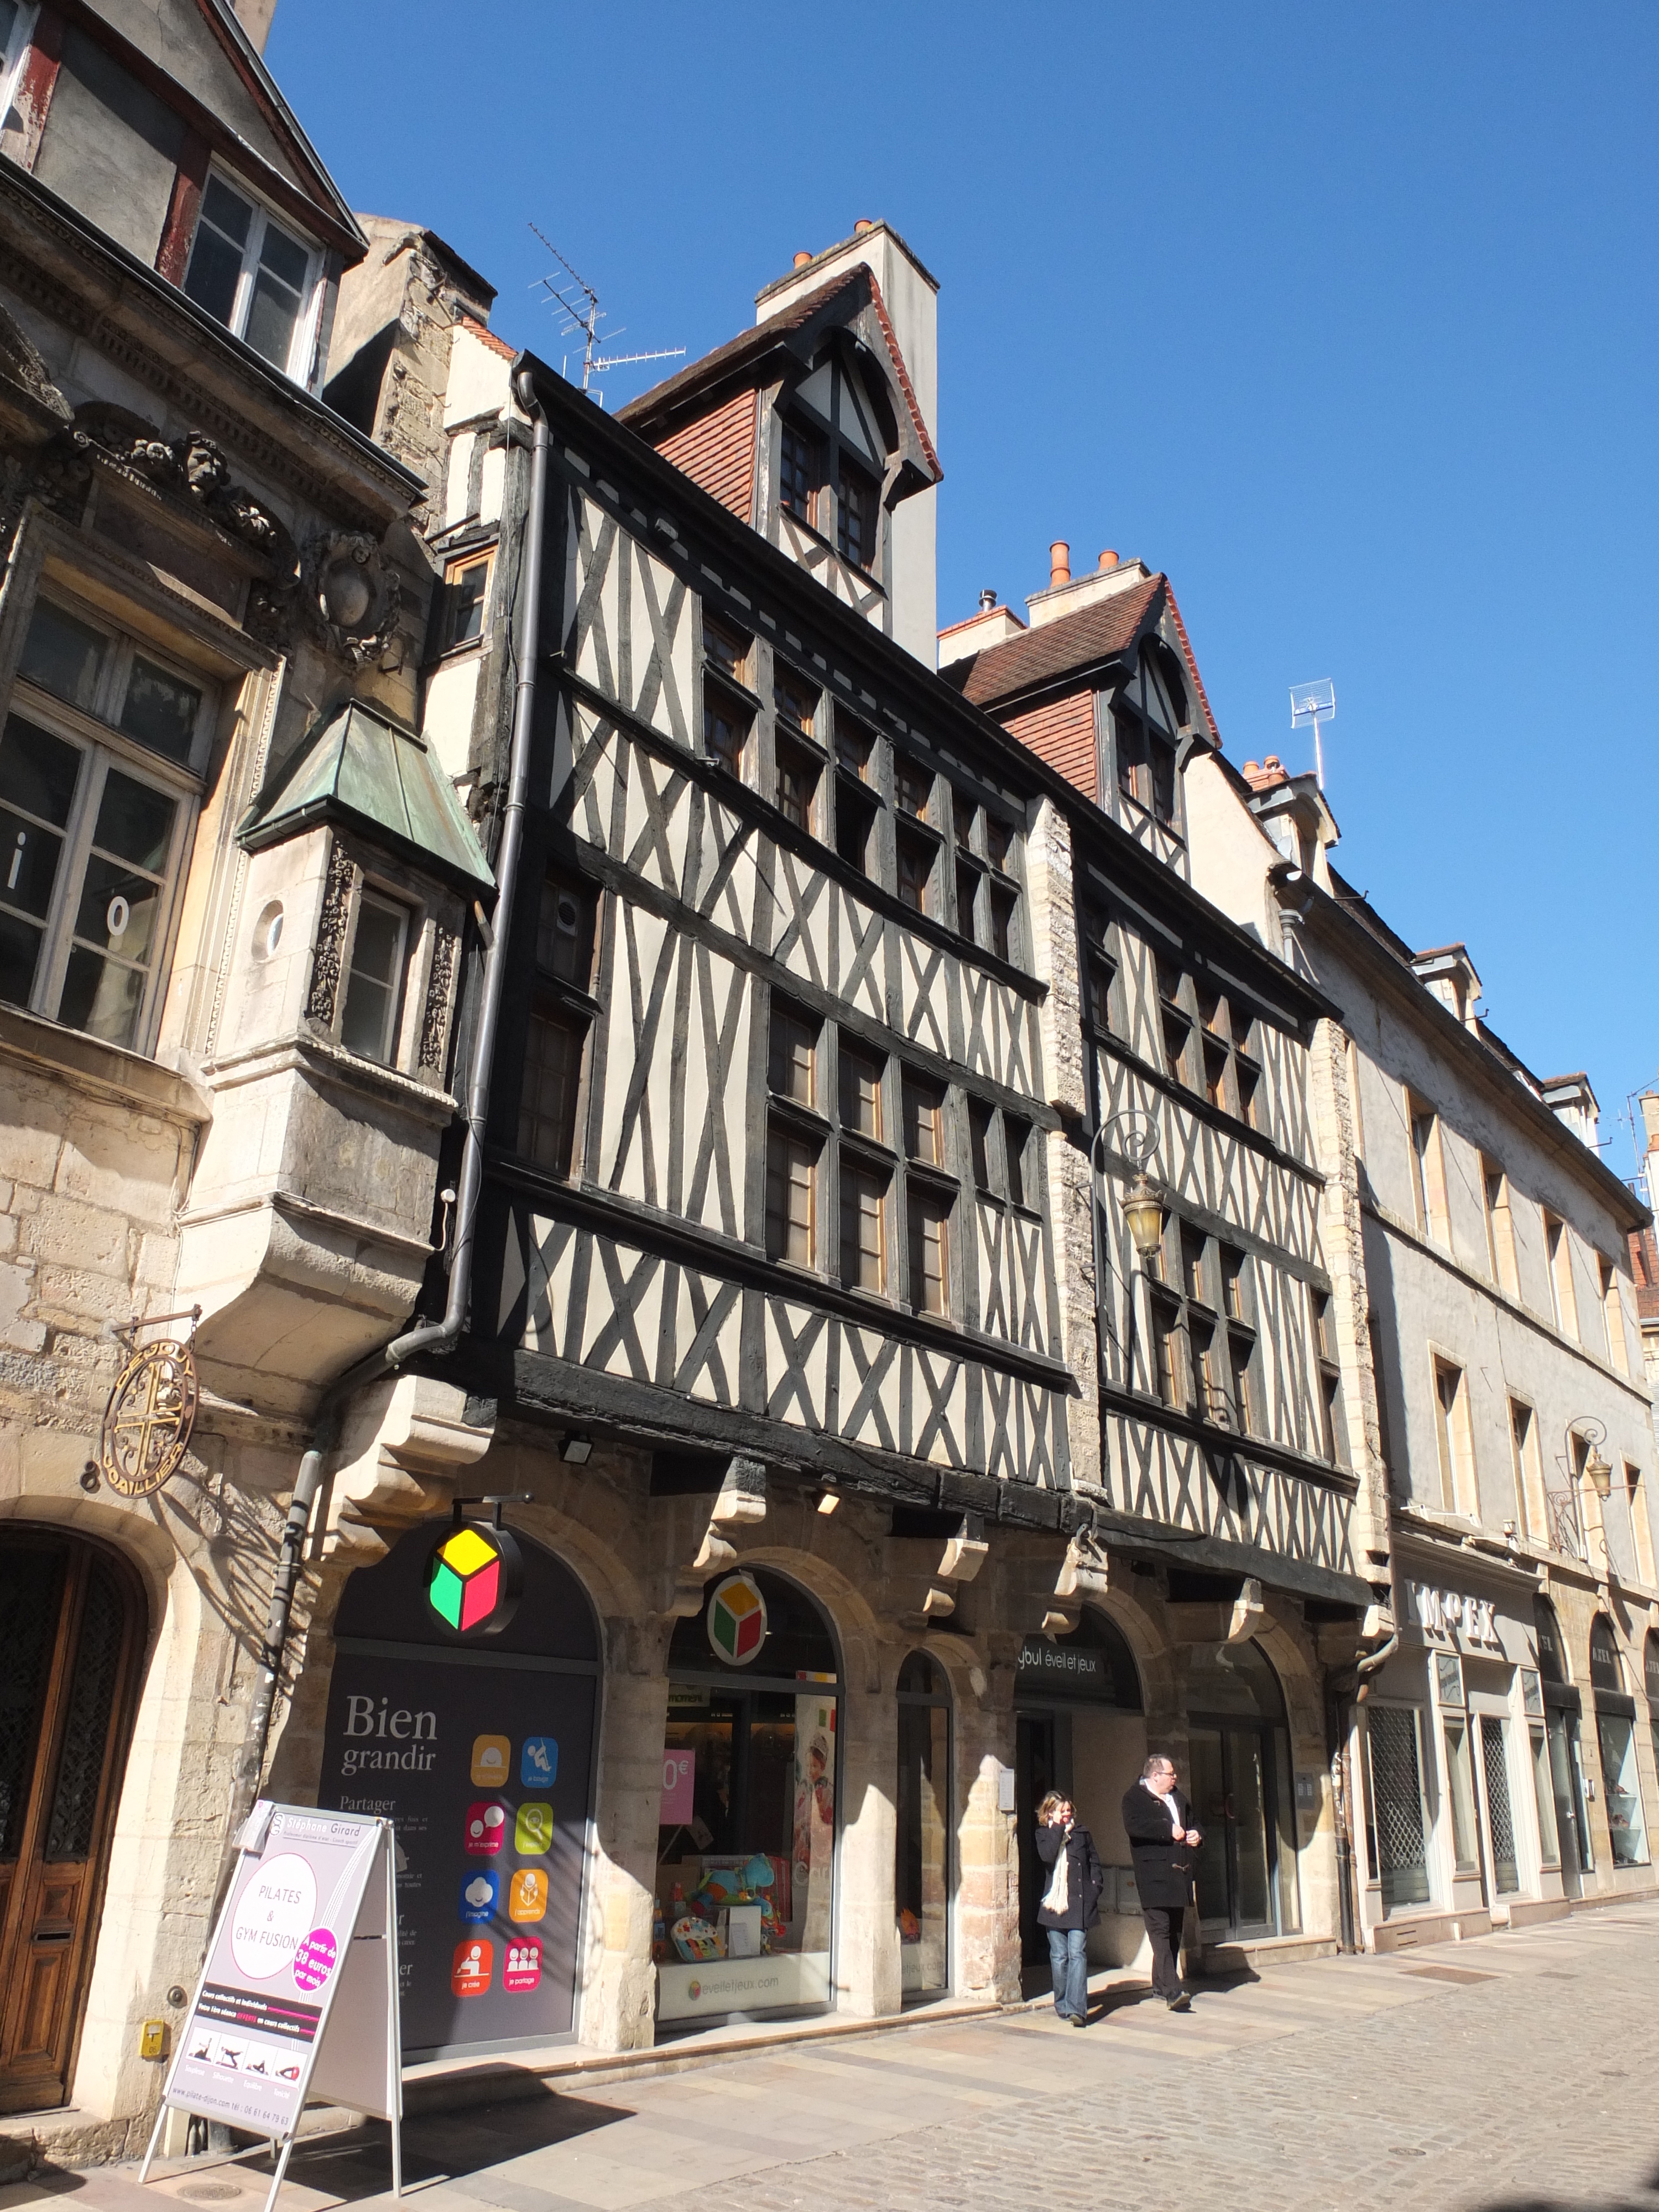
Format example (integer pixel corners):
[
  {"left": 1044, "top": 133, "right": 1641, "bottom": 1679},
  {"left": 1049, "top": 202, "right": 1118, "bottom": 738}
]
[
  {"left": 529, "top": 224, "right": 684, "bottom": 407},
  {"left": 1288, "top": 679, "right": 1335, "bottom": 789}
]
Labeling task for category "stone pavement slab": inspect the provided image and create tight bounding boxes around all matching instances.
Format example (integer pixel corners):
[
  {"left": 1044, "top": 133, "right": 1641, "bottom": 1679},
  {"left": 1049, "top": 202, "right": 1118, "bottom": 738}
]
[{"left": 9, "top": 1904, "right": 1659, "bottom": 2212}]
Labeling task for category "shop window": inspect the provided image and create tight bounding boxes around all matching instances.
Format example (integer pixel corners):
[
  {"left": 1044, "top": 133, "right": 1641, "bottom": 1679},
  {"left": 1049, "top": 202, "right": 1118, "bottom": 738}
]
[
  {"left": 1529, "top": 1725, "right": 1561, "bottom": 1867},
  {"left": 1442, "top": 1718, "right": 1480, "bottom": 1874},
  {"left": 1595, "top": 1713, "right": 1649, "bottom": 1866},
  {"left": 1361, "top": 1704, "right": 1433, "bottom": 1913},
  {"left": 658, "top": 1572, "right": 841, "bottom": 2028},
  {"left": 0, "top": 594, "right": 215, "bottom": 1054},
  {"left": 182, "top": 170, "right": 320, "bottom": 379},
  {"left": 895, "top": 1652, "right": 951, "bottom": 1999}
]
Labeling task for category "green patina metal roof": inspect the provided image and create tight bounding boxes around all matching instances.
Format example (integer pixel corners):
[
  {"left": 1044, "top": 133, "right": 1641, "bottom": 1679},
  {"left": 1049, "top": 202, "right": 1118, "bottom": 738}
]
[{"left": 238, "top": 699, "right": 493, "bottom": 894}]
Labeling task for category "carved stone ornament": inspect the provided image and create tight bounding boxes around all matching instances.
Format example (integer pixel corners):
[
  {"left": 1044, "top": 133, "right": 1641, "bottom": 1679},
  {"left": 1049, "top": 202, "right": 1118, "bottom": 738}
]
[
  {"left": 100, "top": 1337, "right": 199, "bottom": 1498},
  {"left": 418, "top": 926, "right": 457, "bottom": 1073},
  {"left": 302, "top": 527, "right": 403, "bottom": 669},
  {"left": 18, "top": 403, "right": 305, "bottom": 641},
  {"left": 307, "top": 838, "right": 357, "bottom": 1027}
]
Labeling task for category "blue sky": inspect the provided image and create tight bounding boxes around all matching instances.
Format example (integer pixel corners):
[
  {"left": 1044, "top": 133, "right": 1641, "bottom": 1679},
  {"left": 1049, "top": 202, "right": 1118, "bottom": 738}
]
[{"left": 268, "top": 1, "right": 1658, "bottom": 1176}]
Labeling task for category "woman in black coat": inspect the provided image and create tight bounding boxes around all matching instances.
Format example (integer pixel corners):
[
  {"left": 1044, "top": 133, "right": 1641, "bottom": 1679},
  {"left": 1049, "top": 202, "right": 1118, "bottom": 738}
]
[
  {"left": 1034, "top": 1790, "right": 1103, "bottom": 2026},
  {"left": 1121, "top": 1753, "right": 1202, "bottom": 2010}
]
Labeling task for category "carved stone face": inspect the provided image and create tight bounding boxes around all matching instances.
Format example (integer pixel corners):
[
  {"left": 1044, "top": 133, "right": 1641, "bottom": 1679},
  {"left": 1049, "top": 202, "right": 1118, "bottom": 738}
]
[{"left": 181, "top": 439, "right": 227, "bottom": 495}]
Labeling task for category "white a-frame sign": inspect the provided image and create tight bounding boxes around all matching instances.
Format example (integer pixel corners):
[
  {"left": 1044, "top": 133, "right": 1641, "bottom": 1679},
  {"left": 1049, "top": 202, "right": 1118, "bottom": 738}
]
[{"left": 140, "top": 1803, "right": 403, "bottom": 2212}]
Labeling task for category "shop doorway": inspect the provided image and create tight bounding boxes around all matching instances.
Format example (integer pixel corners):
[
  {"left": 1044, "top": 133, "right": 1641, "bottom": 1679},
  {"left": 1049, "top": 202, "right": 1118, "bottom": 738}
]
[
  {"left": 1186, "top": 1641, "right": 1300, "bottom": 1942},
  {"left": 1014, "top": 1712, "right": 1072, "bottom": 1966},
  {"left": 1014, "top": 1608, "right": 1144, "bottom": 1968},
  {"left": 895, "top": 1653, "right": 951, "bottom": 2000},
  {"left": 1535, "top": 1596, "right": 1589, "bottom": 1896},
  {"left": 0, "top": 1531, "right": 146, "bottom": 2115},
  {"left": 319, "top": 1521, "right": 600, "bottom": 2061}
]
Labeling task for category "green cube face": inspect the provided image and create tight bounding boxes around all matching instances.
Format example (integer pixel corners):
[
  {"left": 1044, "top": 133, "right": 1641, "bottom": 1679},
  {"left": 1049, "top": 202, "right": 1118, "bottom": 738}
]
[{"left": 428, "top": 1558, "right": 466, "bottom": 1629}]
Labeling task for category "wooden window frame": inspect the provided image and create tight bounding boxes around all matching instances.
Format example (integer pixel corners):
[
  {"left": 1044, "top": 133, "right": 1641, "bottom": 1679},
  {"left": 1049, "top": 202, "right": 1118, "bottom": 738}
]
[
  {"left": 440, "top": 550, "right": 492, "bottom": 653},
  {"left": 180, "top": 165, "right": 325, "bottom": 383}
]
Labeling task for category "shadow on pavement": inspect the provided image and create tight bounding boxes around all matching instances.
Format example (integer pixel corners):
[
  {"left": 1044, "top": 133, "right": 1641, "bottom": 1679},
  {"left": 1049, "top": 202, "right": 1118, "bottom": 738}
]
[{"left": 225, "top": 2078, "right": 629, "bottom": 2200}]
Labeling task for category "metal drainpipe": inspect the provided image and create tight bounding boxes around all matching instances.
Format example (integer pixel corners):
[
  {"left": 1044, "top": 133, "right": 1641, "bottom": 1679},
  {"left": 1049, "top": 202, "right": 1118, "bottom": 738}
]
[{"left": 213, "top": 373, "right": 551, "bottom": 1911}]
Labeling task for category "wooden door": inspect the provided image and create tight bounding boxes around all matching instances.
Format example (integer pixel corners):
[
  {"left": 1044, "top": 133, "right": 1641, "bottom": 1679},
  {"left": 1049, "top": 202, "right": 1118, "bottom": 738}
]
[{"left": 0, "top": 1533, "right": 144, "bottom": 2114}]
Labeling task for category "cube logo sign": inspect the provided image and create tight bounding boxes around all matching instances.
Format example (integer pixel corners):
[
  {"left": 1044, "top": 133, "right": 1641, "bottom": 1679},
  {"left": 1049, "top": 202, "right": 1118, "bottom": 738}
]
[
  {"left": 706, "top": 1572, "right": 768, "bottom": 1666},
  {"left": 451, "top": 1938, "right": 492, "bottom": 1996},
  {"left": 425, "top": 1517, "right": 523, "bottom": 1637}
]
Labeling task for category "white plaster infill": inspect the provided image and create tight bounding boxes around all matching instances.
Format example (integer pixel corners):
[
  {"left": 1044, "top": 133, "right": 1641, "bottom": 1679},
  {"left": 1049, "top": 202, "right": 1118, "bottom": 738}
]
[{"left": 1361, "top": 1195, "right": 1655, "bottom": 1411}]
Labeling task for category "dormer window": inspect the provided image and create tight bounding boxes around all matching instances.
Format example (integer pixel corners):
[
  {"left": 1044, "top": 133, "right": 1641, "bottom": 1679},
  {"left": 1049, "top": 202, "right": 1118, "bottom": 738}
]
[
  {"left": 1112, "top": 646, "right": 1188, "bottom": 832},
  {"left": 183, "top": 173, "right": 320, "bottom": 379},
  {"left": 780, "top": 419, "right": 821, "bottom": 525},
  {"left": 836, "top": 458, "right": 878, "bottom": 570}
]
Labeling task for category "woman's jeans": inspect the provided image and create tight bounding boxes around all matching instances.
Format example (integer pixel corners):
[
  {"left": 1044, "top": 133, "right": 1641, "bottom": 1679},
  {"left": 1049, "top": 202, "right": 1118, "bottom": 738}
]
[{"left": 1046, "top": 1924, "right": 1088, "bottom": 2019}]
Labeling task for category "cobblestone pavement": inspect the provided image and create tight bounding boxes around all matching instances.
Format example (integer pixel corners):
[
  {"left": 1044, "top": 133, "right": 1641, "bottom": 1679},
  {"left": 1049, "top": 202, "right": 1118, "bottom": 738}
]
[{"left": 11, "top": 1905, "right": 1659, "bottom": 2212}]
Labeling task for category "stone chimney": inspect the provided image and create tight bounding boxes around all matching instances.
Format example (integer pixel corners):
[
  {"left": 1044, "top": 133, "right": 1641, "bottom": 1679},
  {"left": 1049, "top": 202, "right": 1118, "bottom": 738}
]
[{"left": 231, "top": 0, "right": 277, "bottom": 51}]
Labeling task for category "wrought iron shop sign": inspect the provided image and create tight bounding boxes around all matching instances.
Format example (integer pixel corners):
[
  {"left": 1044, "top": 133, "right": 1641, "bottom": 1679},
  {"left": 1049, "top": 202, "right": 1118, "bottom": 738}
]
[{"left": 100, "top": 1316, "right": 199, "bottom": 1498}]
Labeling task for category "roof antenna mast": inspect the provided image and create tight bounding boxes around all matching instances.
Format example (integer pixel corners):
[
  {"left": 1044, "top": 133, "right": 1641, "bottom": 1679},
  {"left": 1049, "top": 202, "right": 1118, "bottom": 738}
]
[
  {"left": 1288, "top": 679, "right": 1336, "bottom": 790},
  {"left": 528, "top": 223, "right": 684, "bottom": 408}
]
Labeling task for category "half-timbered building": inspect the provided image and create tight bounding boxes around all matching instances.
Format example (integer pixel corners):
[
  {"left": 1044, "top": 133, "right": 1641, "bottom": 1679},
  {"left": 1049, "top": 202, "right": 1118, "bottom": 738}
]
[{"left": 944, "top": 544, "right": 1391, "bottom": 1964}]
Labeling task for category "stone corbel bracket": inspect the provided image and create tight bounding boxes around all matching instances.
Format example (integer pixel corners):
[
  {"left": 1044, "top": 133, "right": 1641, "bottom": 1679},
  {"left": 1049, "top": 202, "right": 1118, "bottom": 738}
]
[
  {"left": 652, "top": 1455, "right": 768, "bottom": 1618},
  {"left": 1225, "top": 1574, "right": 1266, "bottom": 1644},
  {"left": 1040, "top": 1528, "right": 1110, "bottom": 1635},
  {"left": 902, "top": 1512, "right": 988, "bottom": 1628},
  {"left": 320, "top": 1371, "right": 496, "bottom": 1562}
]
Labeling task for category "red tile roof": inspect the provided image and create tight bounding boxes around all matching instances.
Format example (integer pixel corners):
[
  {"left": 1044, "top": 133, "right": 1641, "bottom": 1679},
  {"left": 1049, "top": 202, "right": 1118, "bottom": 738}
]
[
  {"left": 457, "top": 313, "right": 516, "bottom": 363},
  {"left": 949, "top": 573, "right": 1164, "bottom": 708}
]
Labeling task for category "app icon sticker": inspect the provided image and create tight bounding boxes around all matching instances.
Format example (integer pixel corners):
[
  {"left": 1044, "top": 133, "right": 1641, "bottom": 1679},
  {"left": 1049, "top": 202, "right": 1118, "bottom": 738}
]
[
  {"left": 471, "top": 1735, "right": 511, "bottom": 1787},
  {"left": 520, "top": 1736, "right": 559, "bottom": 1788},
  {"left": 514, "top": 1802, "right": 554, "bottom": 1854},
  {"left": 503, "top": 1938, "right": 541, "bottom": 1992},
  {"left": 508, "top": 1867, "right": 547, "bottom": 1923},
  {"left": 451, "top": 1938, "right": 492, "bottom": 1996},
  {"left": 466, "top": 1801, "right": 508, "bottom": 1853},
  {"left": 458, "top": 1870, "right": 498, "bottom": 1923}
]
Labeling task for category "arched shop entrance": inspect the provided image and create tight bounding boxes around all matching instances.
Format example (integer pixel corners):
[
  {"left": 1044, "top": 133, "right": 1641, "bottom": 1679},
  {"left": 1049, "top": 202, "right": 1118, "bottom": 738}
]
[
  {"left": 319, "top": 1521, "right": 600, "bottom": 2060},
  {"left": 895, "top": 1652, "right": 951, "bottom": 2000},
  {"left": 656, "top": 1569, "right": 841, "bottom": 2030},
  {"left": 1186, "top": 1640, "right": 1300, "bottom": 1942},
  {"left": 0, "top": 1531, "right": 146, "bottom": 2114},
  {"left": 1014, "top": 1610, "right": 1143, "bottom": 1966}
]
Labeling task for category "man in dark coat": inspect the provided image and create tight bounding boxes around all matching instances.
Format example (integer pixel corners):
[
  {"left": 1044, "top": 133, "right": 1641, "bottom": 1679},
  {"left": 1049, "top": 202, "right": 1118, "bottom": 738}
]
[
  {"left": 1034, "top": 1792, "right": 1103, "bottom": 2025},
  {"left": 1121, "top": 1753, "right": 1202, "bottom": 2011}
]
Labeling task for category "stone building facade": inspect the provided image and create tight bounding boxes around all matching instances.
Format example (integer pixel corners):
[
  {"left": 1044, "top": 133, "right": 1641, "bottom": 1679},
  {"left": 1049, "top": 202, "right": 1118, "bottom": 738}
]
[
  {"left": 1185, "top": 749, "right": 1657, "bottom": 1943},
  {"left": 0, "top": 10, "right": 1653, "bottom": 2173}
]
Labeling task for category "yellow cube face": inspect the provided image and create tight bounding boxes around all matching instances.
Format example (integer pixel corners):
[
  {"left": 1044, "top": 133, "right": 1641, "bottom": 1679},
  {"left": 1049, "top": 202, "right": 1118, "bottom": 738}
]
[{"left": 440, "top": 1526, "right": 498, "bottom": 1578}]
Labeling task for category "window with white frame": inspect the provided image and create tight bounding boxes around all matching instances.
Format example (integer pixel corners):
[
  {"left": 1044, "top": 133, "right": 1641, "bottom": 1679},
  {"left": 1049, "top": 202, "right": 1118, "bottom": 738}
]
[
  {"left": 338, "top": 891, "right": 408, "bottom": 1066},
  {"left": 182, "top": 172, "right": 320, "bottom": 380},
  {"left": 0, "top": 594, "right": 212, "bottom": 1052}
]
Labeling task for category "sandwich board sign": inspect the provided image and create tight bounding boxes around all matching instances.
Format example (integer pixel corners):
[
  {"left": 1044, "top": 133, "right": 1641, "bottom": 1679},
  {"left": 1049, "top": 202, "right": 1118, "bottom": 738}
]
[{"left": 140, "top": 1802, "right": 402, "bottom": 2211}]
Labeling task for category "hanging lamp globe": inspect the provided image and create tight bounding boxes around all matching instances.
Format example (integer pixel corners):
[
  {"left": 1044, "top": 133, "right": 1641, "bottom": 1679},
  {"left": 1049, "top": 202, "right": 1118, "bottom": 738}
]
[
  {"left": 1124, "top": 1170, "right": 1167, "bottom": 1261},
  {"left": 1584, "top": 1447, "right": 1614, "bottom": 1500}
]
